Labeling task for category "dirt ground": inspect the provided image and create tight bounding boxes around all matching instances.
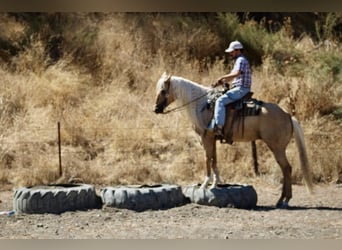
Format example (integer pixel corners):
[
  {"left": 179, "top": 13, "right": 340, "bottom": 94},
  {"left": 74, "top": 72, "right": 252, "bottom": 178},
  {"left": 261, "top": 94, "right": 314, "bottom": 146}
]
[{"left": 0, "top": 180, "right": 341, "bottom": 239}]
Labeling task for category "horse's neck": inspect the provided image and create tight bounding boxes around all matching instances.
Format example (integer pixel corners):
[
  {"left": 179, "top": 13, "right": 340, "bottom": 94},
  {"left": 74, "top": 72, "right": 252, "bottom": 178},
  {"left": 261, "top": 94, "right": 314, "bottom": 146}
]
[{"left": 171, "top": 77, "right": 210, "bottom": 131}]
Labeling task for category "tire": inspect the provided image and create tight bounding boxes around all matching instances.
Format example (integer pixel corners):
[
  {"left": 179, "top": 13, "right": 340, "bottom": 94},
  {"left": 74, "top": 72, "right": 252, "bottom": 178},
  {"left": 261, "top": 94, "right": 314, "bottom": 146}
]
[
  {"left": 100, "top": 184, "right": 187, "bottom": 212},
  {"left": 182, "top": 184, "right": 258, "bottom": 209},
  {"left": 13, "top": 184, "right": 102, "bottom": 214}
]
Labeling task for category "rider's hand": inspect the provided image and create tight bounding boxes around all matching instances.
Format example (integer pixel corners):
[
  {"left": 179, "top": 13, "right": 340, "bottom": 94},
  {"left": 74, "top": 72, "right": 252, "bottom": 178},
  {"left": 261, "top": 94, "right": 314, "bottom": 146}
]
[{"left": 211, "top": 79, "right": 222, "bottom": 88}]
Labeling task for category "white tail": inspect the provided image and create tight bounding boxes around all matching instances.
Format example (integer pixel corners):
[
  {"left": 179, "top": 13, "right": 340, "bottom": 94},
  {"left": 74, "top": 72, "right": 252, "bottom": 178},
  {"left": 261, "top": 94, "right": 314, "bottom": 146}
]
[{"left": 292, "top": 116, "right": 314, "bottom": 193}]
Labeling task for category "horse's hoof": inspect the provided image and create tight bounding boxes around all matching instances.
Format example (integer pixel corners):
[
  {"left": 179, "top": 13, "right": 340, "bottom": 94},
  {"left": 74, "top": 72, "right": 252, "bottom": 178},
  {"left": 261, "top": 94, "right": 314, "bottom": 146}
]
[{"left": 276, "top": 201, "right": 289, "bottom": 209}]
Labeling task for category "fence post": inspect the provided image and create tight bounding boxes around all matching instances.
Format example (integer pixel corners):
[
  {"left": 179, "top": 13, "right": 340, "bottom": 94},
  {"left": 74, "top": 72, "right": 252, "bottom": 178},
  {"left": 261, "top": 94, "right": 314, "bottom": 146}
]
[{"left": 58, "top": 121, "right": 62, "bottom": 177}]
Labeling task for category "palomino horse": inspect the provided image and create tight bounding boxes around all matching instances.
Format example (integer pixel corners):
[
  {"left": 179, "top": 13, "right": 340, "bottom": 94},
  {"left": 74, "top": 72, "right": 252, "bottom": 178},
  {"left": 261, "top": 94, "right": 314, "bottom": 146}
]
[{"left": 154, "top": 72, "right": 313, "bottom": 207}]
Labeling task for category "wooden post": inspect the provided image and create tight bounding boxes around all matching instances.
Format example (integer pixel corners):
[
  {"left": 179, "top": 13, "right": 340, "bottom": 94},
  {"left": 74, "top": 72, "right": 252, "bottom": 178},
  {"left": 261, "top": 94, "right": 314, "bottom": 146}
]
[{"left": 58, "top": 122, "right": 62, "bottom": 177}]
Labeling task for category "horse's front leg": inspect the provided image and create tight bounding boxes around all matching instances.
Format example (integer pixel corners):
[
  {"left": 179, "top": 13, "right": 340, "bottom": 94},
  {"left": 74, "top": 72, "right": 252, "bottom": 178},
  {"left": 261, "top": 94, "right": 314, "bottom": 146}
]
[
  {"left": 200, "top": 158, "right": 211, "bottom": 189},
  {"left": 210, "top": 155, "right": 220, "bottom": 189},
  {"left": 200, "top": 135, "right": 220, "bottom": 189}
]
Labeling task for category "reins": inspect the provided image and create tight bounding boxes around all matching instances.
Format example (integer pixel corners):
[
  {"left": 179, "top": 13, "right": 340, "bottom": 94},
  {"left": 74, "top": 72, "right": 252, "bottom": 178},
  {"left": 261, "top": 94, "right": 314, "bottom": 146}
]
[{"left": 162, "top": 92, "right": 208, "bottom": 114}]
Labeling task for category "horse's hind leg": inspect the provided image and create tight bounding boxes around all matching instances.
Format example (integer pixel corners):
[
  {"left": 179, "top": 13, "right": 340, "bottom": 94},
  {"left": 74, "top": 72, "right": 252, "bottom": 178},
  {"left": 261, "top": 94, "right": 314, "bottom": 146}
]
[
  {"left": 270, "top": 147, "right": 293, "bottom": 208},
  {"left": 251, "top": 141, "right": 260, "bottom": 176}
]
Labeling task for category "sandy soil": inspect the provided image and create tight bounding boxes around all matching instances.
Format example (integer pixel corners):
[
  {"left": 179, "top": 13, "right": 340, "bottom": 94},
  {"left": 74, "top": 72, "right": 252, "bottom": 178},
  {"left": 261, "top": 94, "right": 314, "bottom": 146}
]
[{"left": 0, "top": 181, "right": 341, "bottom": 239}]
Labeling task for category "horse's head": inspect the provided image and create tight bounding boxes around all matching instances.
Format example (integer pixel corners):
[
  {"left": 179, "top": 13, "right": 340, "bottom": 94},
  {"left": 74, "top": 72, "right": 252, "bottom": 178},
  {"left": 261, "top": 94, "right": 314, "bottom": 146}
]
[{"left": 154, "top": 72, "right": 175, "bottom": 114}]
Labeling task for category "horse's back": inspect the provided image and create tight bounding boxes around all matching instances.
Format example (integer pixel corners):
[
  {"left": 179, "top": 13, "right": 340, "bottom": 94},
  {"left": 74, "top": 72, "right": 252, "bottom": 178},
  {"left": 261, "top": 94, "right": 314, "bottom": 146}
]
[
  {"left": 260, "top": 102, "right": 291, "bottom": 123},
  {"left": 232, "top": 101, "right": 292, "bottom": 143}
]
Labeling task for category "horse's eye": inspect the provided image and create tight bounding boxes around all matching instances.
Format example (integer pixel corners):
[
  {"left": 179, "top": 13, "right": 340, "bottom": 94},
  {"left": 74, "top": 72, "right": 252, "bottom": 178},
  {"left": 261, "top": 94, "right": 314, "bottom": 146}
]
[{"left": 161, "top": 90, "right": 166, "bottom": 95}]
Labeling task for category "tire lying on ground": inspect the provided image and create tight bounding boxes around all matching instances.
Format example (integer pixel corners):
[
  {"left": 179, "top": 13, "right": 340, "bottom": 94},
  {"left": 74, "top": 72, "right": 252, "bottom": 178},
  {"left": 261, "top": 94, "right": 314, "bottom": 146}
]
[
  {"left": 13, "top": 184, "right": 102, "bottom": 214},
  {"left": 182, "top": 184, "right": 258, "bottom": 209},
  {"left": 100, "top": 184, "right": 187, "bottom": 212}
]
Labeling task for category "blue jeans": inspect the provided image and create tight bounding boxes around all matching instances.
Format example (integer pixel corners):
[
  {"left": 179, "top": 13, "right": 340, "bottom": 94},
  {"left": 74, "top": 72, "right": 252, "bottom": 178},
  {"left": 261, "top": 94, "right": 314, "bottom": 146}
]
[{"left": 214, "top": 86, "right": 250, "bottom": 127}]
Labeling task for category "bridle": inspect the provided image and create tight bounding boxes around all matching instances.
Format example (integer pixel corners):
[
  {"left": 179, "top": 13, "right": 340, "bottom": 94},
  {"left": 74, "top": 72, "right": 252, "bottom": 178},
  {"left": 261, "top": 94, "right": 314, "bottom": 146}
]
[{"left": 163, "top": 92, "right": 208, "bottom": 114}]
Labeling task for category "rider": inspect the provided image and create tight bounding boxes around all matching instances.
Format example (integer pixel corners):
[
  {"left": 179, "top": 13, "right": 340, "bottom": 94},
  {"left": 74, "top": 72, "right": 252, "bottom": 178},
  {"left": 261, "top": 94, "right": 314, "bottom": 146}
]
[{"left": 208, "top": 40, "right": 252, "bottom": 136}]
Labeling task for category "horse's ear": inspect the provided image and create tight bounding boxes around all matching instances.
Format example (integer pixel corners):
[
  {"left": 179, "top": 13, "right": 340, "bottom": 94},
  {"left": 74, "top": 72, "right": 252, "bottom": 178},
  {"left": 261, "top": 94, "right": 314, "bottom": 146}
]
[
  {"left": 162, "top": 72, "right": 169, "bottom": 78},
  {"left": 161, "top": 72, "right": 171, "bottom": 88},
  {"left": 165, "top": 74, "right": 172, "bottom": 89}
]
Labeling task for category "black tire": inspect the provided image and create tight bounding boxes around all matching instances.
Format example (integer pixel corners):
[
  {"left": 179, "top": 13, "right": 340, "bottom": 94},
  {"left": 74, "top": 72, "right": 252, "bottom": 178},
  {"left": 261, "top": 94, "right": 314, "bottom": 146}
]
[
  {"left": 182, "top": 184, "right": 258, "bottom": 209},
  {"left": 13, "top": 184, "right": 102, "bottom": 214},
  {"left": 100, "top": 184, "right": 187, "bottom": 212}
]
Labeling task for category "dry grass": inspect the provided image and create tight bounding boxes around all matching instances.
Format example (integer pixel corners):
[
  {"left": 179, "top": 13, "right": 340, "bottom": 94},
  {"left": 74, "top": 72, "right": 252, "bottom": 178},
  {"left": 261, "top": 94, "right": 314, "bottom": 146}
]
[{"left": 0, "top": 13, "right": 341, "bottom": 189}]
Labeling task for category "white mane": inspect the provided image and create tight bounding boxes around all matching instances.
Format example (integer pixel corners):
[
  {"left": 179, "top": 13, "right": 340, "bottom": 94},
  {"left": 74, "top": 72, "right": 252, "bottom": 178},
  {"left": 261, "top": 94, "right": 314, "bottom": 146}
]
[{"left": 170, "top": 76, "right": 211, "bottom": 132}]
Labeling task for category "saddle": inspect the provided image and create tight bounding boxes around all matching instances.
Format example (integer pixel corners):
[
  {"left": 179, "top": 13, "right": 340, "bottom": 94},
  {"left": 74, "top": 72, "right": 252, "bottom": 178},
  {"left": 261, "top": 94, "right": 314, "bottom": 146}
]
[
  {"left": 206, "top": 89, "right": 263, "bottom": 144},
  {"left": 223, "top": 92, "right": 261, "bottom": 144}
]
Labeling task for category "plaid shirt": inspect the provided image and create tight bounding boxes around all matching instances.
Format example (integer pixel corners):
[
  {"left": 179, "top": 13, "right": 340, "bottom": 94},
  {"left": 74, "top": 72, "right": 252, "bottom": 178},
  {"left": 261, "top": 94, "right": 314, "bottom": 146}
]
[{"left": 231, "top": 54, "right": 252, "bottom": 88}]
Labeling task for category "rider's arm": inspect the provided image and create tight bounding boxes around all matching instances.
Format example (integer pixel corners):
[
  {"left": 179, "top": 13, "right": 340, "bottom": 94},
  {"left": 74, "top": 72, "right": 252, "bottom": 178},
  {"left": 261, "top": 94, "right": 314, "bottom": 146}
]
[{"left": 212, "top": 70, "right": 241, "bottom": 87}]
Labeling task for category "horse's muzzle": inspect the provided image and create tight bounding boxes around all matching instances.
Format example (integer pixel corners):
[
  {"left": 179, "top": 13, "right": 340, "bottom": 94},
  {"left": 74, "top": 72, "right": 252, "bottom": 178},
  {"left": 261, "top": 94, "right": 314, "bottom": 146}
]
[{"left": 154, "top": 105, "right": 164, "bottom": 114}]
